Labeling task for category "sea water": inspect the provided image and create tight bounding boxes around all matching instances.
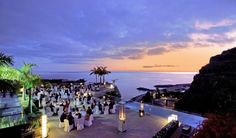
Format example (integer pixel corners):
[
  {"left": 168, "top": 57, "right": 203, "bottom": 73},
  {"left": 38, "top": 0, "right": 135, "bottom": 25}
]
[{"left": 40, "top": 72, "right": 196, "bottom": 101}]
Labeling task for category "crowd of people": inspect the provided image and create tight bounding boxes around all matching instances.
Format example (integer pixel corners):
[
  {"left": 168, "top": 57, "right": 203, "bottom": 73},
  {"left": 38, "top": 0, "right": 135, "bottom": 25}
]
[{"left": 31, "top": 83, "right": 117, "bottom": 131}]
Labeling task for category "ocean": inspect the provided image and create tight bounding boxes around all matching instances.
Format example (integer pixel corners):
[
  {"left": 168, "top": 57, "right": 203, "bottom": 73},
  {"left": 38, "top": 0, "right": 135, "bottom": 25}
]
[{"left": 40, "top": 72, "right": 196, "bottom": 101}]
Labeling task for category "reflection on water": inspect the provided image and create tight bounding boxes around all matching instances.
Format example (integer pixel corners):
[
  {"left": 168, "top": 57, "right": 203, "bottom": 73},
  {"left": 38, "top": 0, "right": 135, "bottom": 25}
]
[{"left": 40, "top": 72, "right": 196, "bottom": 101}]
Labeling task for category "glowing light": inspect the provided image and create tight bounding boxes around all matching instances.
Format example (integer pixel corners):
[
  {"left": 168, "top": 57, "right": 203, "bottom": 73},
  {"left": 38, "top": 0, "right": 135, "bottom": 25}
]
[
  {"left": 140, "top": 111, "right": 144, "bottom": 117},
  {"left": 119, "top": 105, "right": 126, "bottom": 121},
  {"left": 168, "top": 114, "right": 178, "bottom": 123},
  {"left": 42, "top": 115, "right": 47, "bottom": 138},
  {"left": 110, "top": 84, "right": 114, "bottom": 89},
  {"left": 140, "top": 101, "right": 144, "bottom": 111},
  {"left": 139, "top": 101, "right": 145, "bottom": 117}
]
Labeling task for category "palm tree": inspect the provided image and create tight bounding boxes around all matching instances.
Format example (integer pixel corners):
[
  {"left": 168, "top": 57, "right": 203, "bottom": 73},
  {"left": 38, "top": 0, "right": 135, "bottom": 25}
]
[
  {"left": 0, "top": 52, "right": 14, "bottom": 66},
  {"left": 0, "top": 52, "right": 15, "bottom": 93},
  {"left": 20, "top": 63, "right": 41, "bottom": 114},
  {"left": 90, "top": 66, "right": 111, "bottom": 84},
  {"left": 27, "top": 74, "right": 41, "bottom": 114},
  {"left": 90, "top": 67, "right": 98, "bottom": 83},
  {"left": 97, "top": 66, "right": 103, "bottom": 84},
  {"left": 100, "top": 66, "right": 111, "bottom": 84},
  {"left": 0, "top": 66, "right": 21, "bottom": 94}
]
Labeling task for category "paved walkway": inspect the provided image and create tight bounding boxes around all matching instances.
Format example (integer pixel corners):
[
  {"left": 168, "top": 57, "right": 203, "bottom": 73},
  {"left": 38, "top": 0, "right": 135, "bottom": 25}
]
[{"left": 47, "top": 109, "right": 167, "bottom": 138}]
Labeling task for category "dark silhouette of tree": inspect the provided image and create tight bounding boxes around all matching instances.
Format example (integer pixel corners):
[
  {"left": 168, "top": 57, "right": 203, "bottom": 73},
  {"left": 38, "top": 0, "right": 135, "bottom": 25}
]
[
  {"left": 0, "top": 52, "right": 14, "bottom": 66},
  {"left": 194, "top": 113, "right": 236, "bottom": 138}
]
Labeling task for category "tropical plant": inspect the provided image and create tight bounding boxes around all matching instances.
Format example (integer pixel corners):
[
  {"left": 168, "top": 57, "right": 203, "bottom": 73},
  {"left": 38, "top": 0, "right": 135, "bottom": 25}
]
[
  {"left": 97, "top": 66, "right": 103, "bottom": 84},
  {"left": 19, "top": 63, "right": 41, "bottom": 113},
  {"left": 100, "top": 66, "right": 111, "bottom": 84},
  {"left": 0, "top": 66, "right": 21, "bottom": 93},
  {"left": 90, "top": 67, "right": 99, "bottom": 83},
  {"left": 91, "top": 66, "right": 111, "bottom": 84},
  {"left": 0, "top": 66, "right": 21, "bottom": 80},
  {"left": 0, "top": 52, "right": 17, "bottom": 92},
  {"left": 0, "top": 63, "right": 41, "bottom": 114},
  {"left": 0, "top": 52, "right": 14, "bottom": 66}
]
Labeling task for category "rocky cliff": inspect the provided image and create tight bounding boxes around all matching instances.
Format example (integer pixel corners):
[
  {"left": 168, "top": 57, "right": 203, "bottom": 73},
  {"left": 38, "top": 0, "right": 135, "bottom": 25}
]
[{"left": 175, "top": 47, "right": 236, "bottom": 115}]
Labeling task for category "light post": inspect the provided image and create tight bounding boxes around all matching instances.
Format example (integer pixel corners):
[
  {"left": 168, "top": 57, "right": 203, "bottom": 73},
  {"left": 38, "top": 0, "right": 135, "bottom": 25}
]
[
  {"left": 42, "top": 114, "right": 47, "bottom": 138},
  {"left": 118, "top": 104, "right": 126, "bottom": 132},
  {"left": 139, "top": 101, "right": 145, "bottom": 117},
  {"left": 42, "top": 97, "right": 46, "bottom": 114}
]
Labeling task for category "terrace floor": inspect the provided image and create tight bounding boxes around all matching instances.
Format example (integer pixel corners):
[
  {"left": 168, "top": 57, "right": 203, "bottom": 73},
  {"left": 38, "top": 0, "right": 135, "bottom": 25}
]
[{"left": 47, "top": 109, "right": 167, "bottom": 138}]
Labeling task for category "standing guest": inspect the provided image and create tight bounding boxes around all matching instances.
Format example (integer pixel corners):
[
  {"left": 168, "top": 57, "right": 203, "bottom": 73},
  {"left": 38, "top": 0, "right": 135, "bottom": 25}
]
[
  {"left": 63, "top": 100, "right": 69, "bottom": 112},
  {"left": 65, "top": 100, "right": 70, "bottom": 112}
]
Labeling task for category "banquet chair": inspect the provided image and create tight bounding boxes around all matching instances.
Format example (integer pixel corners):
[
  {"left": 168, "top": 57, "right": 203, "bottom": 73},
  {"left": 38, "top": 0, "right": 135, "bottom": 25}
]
[
  {"left": 104, "top": 106, "right": 109, "bottom": 115},
  {"left": 84, "top": 115, "right": 93, "bottom": 127},
  {"left": 77, "top": 117, "right": 85, "bottom": 130},
  {"left": 110, "top": 104, "right": 116, "bottom": 114},
  {"left": 64, "top": 119, "right": 73, "bottom": 132},
  {"left": 58, "top": 118, "right": 64, "bottom": 128},
  {"left": 94, "top": 105, "right": 101, "bottom": 115}
]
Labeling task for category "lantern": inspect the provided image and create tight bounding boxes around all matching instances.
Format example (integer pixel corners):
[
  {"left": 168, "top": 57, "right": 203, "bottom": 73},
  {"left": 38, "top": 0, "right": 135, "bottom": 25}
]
[
  {"left": 119, "top": 104, "right": 126, "bottom": 121},
  {"left": 139, "top": 101, "right": 145, "bottom": 117},
  {"left": 118, "top": 104, "right": 126, "bottom": 132}
]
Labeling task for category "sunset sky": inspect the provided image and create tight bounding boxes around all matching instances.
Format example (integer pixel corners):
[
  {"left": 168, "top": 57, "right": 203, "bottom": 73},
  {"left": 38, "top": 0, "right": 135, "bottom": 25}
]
[{"left": 0, "top": 0, "right": 236, "bottom": 72}]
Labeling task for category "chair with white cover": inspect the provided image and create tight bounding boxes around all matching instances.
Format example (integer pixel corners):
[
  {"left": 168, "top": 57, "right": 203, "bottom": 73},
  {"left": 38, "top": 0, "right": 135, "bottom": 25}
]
[
  {"left": 84, "top": 115, "right": 93, "bottom": 127},
  {"left": 94, "top": 105, "right": 101, "bottom": 115},
  {"left": 104, "top": 106, "right": 109, "bottom": 115},
  {"left": 110, "top": 104, "right": 116, "bottom": 114},
  {"left": 90, "top": 114, "right": 94, "bottom": 122},
  {"left": 64, "top": 119, "right": 73, "bottom": 132},
  {"left": 77, "top": 117, "right": 85, "bottom": 130},
  {"left": 74, "top": 117, "right": 78, "bottom": 127}
]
